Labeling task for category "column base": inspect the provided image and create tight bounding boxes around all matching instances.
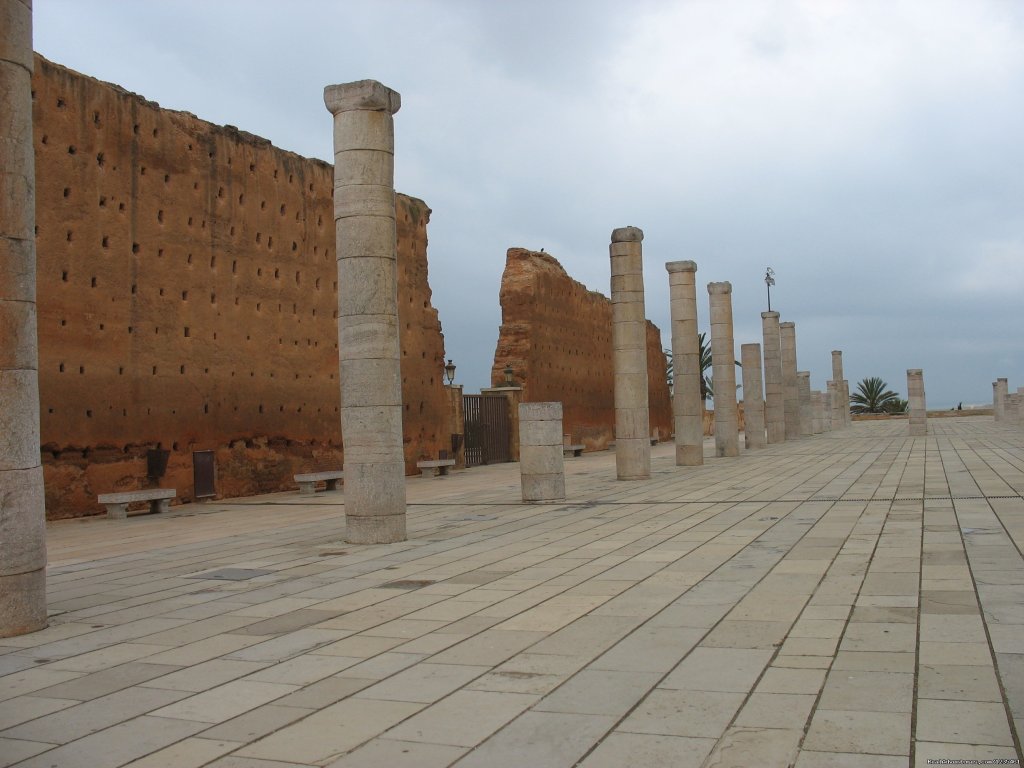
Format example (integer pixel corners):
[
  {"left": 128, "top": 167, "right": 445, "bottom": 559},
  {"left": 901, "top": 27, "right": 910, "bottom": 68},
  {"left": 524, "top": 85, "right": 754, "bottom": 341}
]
[
  {"left": 345, "top": 514, "right": 407, "bottom": 545},
  {"left": 0, "top": 568, "right": 47, "bottom": 638},
  {"left": 675, "top": 444, "right": 703, "bottom": 467}
]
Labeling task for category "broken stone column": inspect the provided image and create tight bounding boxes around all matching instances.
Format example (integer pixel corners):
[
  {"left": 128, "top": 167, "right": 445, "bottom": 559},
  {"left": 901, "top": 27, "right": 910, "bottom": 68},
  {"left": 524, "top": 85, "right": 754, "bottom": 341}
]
[
  {"left": 666, "top": 261, "right": 702, "bottom": 466},
  {"left": 0, "top": 0, "right": 47, "bottom": 637},
  {"left": 610, "top": 227, "right": 650, "bottom": 480},
  {"left": 780, "top": 322, "right": 800, "bottom": 439},
  {"left": 325, "top": 80, "right": 407, "bottom": 544},
  {"left": 519, "top": 403, "right": 566, "bottom": 502},
  {"left": 908, "top": 369, "right": 927, "bottom": 436},
  {"left": 830, "top": 351, "right": 845, "bottom": 428},
  {"left": 827, "top": 380, "right": 842, "bottom": 430},
  {"left": 708, "top": 282, "right": 739, "bottom": 457},
  {"left": 761, "top": 311, "right": 785, "bottom": 444},
  {"left": 1006, "top": 393, "right": 1020, "bottom": 429},
  {"left": 740, "top": 343, "right": 765, "bottom": 450},
  {"left": 811, "top": 390, "right": 825, "bottom": 434},
  {"left": 994, "top": 378, "right": 1008, "bottom": 422},
  {"left": 822, "top": 390, "right": 834, "bottom": 432},
  {"left": 797, "top": 372, "right": 813, "bottom": 436}
]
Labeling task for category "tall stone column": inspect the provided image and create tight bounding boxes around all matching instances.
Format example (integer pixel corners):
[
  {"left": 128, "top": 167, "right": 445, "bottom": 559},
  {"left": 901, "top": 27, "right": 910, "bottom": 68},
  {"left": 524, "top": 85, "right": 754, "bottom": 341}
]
[
  {"left": 811, "top": 390, "right": 825, "bottom": 434},
  {"left": 708, "top": 282, "right": 739, "bottom": 457},
  {"left": 822, "top": 390, "right": 834, "bottom": 432},
  {"left": 831, "top": 351, "right": 847, "bottom": 428},
  {"left": 780, "top": 322, "right": 800, "bottom": 439},
  {"left": 325, "top": 80, "right": 407, "bottom": 544},
  {"left": 827, "top": 380, "right": 842, "bottom": 430},
  {"left": 610, "top": 227, "right": 650, "bottom": 480},
  {"left": 908, "top": 369, "right": 927, "bottom": 436},
  {"left": 797, "top": 372, "right": 813, "bottom": 436},
  {"left": 994, "top": 378, "right": 1008, "bottom": 422},
  {"left": 0, "top": 0, "right": 47, "bottom": 637},
  {"left": 740, "top": 343, "right": 765, "bottom": 450},
  {"left": 1018, "top": 387, "right": 1024, "bottom": 430},
  {"left": 666, "top": 261, "right": 702, "bottom": 466},
  {"left": 761, "top": 312, "right": 785, "bottom": 443},
  {"left": 1006, "top": 393, "right": 1020, "bottom": 429},
  {"left": 519, "top": 403, "right": 566, "bottom": 502}
]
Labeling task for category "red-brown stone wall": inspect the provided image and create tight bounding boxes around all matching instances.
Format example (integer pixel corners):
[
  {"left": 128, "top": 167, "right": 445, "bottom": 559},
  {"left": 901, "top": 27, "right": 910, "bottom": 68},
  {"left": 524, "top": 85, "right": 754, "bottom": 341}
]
[
  {"left": 491, "top": 248, "right": 672, "bottom": 450},
  {"left": 31, "top": 55, "right": 449, "bottom": 518}
]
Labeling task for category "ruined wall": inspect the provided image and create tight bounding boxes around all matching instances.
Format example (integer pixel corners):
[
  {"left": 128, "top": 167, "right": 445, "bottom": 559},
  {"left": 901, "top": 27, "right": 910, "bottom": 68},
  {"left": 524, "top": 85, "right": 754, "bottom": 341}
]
[
  {"left": 491, "top": 248, "right": 672, "bottom": 450},
  {"left": 31, "top": 55, "right": 449, "bottom": 517}
]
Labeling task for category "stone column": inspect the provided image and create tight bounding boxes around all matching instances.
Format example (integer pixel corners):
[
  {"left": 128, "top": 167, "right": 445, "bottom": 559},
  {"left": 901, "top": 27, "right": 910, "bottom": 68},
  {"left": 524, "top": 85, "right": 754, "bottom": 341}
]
[
  {"left": 740, "top": 343, "right": 765, "bottom": 450},
  {"left": 0, "top": 0, "right": 47, "bottom": 637},
  {"left": 610, "top": 227, "right": 650, "bottom": 480},
  {"left": 780, "top": 322, "right": 800, "bottom": 439},
  {"left": 822, "top": 390, "right": 834, "bottom": 432},
  {"left": 811, "top": 390, "right": 825, "bottom": 434},
  {"left": 908, "top": 369, "right": 927, "bottom": 436},
  {"left": 1006, "top": 393, "right": 1020, "bottom": 429},
  {"left": 325, "top": 80, "right": 406, "bottom": 544},
  {"left": 827, "top": 380, "right": 841, "bottom": 430},
  {"left": 994, "top": 378, "right": 1008, "bottom": 422},
  {"left": 797, "top": 372, "right": 813, "bottom": 436},
  {"left": 708, "top": 282, "right": 739, "bottom": 457},
  {"left": 1018, "top": 387, "right": 1024, "bottom": 430},
  {"left": 666, "top": 261, "right": 702, "bottom": 466},
  {"left": 519, "top": 403, "right": 566, "bottom": 502},
  {"left": 831, "top": 351, "right": 847, "bottom": 428},
  {"left": 761, "top": 312, "right": 785, "bottom": 443}
]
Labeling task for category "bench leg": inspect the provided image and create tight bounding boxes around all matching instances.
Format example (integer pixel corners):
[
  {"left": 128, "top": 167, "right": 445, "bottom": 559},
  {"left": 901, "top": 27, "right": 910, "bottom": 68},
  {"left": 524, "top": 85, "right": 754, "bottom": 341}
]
[
  {"left": 152, "top": 499, "right": 170, "bottom": 515},
  {"left": 324, "top": 479, "right": 340, "bottom": 492},
  {"left": 106, "top": 503, "right": 128, "bottom": 520},
  {"left": 298, "top": 481, "right": 316, "bottom": 495},
  {"left": 437, "top": 465, "right": 449, "bottom": 476},
  {"left": 420, "top": 468, "right": 434, "bottom": 479}
]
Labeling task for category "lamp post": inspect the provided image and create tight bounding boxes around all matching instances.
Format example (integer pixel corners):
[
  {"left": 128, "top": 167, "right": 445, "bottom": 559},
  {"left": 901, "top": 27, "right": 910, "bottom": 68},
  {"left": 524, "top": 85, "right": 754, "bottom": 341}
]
[
  {"left": 765, "top": 267, "right": 775, "bottom": 311},
  {"left": 444, "top": 359, "right": 456, "bottom": 386}
]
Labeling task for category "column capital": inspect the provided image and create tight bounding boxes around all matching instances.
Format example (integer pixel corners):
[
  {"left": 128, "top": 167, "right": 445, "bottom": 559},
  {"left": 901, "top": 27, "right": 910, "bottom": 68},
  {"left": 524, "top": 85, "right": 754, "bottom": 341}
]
[
  {"left": 761, "top": 311, "right": 779, "bottom": 320},
  {"left": 780, "top": 321, "right": 795, "bottom": 329},
  {"left": 665, "top": 260, "right": 697, "bottom": 274},
  {"left": 324, "top": 80, "right": 401, "bottom": 116},
  {"left": 707, "top": 281, "right": 732, "bottom": 295},
  {"left": 908, "top": 368, "right": 923, "bottom": 376},
  {"left": 611, "top": 226, "right": 643, "bottom": 243}
]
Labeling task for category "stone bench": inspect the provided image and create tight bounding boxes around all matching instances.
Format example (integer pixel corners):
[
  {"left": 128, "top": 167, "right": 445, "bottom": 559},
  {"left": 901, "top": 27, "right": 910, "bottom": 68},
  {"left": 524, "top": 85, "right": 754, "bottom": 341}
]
[
  {"left": 417, "top": 459, "right": 455, "bottom": 478},
  {"left": 97, "top": 489, "right": 176, "bottom": 520},
  {"left": 563, "top": 444, "right": 585, "bottom": 457},
  {"left": 294, "top": 471, "right": 344, "bottom": 495}
]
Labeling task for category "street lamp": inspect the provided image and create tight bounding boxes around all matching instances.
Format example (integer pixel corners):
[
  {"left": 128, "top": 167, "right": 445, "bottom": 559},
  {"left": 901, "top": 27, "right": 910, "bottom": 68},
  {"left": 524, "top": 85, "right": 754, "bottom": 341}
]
[
  {"left": 444, "top": 359, "right": 456, "bottom": 386},
  {"left": 765, "top": 267, "right": 775, "bottom": 311}
]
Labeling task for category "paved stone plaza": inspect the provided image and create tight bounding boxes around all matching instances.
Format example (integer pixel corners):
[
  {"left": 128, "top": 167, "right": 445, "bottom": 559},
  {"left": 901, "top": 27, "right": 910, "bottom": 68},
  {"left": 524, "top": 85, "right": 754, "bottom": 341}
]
[{"left": 1, "top": 418, "right": 1022, "bottom": 767}]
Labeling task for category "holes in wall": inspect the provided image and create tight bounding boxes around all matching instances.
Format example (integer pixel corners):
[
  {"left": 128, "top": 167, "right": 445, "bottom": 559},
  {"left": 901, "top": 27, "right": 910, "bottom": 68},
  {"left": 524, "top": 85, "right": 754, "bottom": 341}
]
[
  {"left": 61, "top": 270, "right": 68, "bottom": 282},
  {"left": 181, "top": 290, "right": 188, "bottom": 300},
  {"left": 180, "top": 365, "right": 185, "bottom": 375},
  {"left": 279, "top": 204, "right": 286, "bottom": 216},
  {"left": 255, "top": 232, "right": 261, "bottom": 244},
  {"left": 118, "top": 202, "right": 125, "bottom": 212},
  {"left": 157, "top": 210, "right": 164, "bottom": 223},
  {"left": 90, "top": 277, "right": 97, "bottom": 288},
  {"left": 59, "top": 363, "right": 65, "bottom": 373},
  {"left": 67, "top": 145, "right": 76, "bottom": 155},
  {"left": 63, "top": 187, "right": 70, "bottom": 198},
  {"left": 140, "top": 166, "right": 146, "bottom": 176},
  {"left": 41, "top": 134, "right": 48, "bottom": 145},
  {"left": 210, "top": 292, "right": 216, "bottom": 304},
  {"left": 183, "top": 327, "right": 190, "bottom": 337},
  {"left": 99, "top": 196, "right": 106, "bottom": 207},
  {"left": 133, "top": 123, "right": 139, "bottom": 134},
  {"left": 164, "top": 174, "right": 170, "bottom": 183},
  {"left": 132, "top": 243, "right": 140, "bottom": 254},
  {"left": 186, "top": 253, "right": 193, "bottom": 265},
  {"left": 291, "top": 241, "right": 297, "bottom": 252},
  {"left": 218, "top": 186, "right": 225, "bottom": 198},
  {"left": 96, "top": 152, "right": 104, "bottom": 167},
  {"left": 231, "top": 260, "right": 237, "bottom": 274}
]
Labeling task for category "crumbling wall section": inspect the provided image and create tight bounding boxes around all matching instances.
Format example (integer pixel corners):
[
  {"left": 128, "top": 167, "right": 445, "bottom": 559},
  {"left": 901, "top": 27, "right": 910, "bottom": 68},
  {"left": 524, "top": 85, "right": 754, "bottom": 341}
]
[
  {"left": 31, "top": 55, "right": 448, "bottom": 517},
  {"left": 491, "top": 248, "right": 672, "bottom": 450}
]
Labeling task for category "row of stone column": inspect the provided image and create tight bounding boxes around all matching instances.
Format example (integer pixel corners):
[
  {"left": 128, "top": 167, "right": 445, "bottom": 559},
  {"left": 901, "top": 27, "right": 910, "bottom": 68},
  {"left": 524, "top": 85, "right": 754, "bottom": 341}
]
[{"left": 992, "top": 378, "right": 1024, "bottom": 429}]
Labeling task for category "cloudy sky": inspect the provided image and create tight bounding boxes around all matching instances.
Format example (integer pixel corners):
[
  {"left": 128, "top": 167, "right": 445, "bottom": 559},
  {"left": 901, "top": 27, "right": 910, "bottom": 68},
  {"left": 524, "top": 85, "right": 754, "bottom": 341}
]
[{"left": 34, "top": 0, "right": 1024, "bottom": 407}]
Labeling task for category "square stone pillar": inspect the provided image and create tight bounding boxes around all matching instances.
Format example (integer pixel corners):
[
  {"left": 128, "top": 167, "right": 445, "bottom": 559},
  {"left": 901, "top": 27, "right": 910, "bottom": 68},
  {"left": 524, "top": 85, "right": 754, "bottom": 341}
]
[
  {"left": 797, "top": 371, "right": 813, "bottom": 436},
  {"left": 610, "top": 227, "right": 650, "bottom": 480},
  {"left": 708, "top": 282, "right": 739, "bottom": 457},
  {"left": 740, "top": 343, "right": 765, "bottom": 450},
  {"left": 666, "top": 261, "right": 702, "bottom": 466},
  {"left": 822, "top": 390, "right": 834, "bottom": 432},
  {"left": 1018, "top": 387, "right": 1024, "bottom": 430},
  {"left": 1006, "top": 393, "right": 1020, "bottom": 428},
  {"left": 519, "top": 403, "right": 566, "bottom": 502},
  {"left": 811, "top": 390, "right": 825, "bottom": 434},
  {"left": 761, "top": 312, "right": 785, "bottom": 444},
  {"left": 831, "top": 351, "right": 847, "bottom": 428},
  {"left": 908, "top": 369, "right": 927, "bottom": 436},
  {"left": 325, "top": 80, "right": 407, "bottom": 544},
  {"left": 994, "top": 379, "right": 1008, "bottom": 422},
  {"left": 1, "top": 0, "right": 48, "bottom": 637},
  {"left": 780, "top": 322, "right": 800, "bottom": 439}
]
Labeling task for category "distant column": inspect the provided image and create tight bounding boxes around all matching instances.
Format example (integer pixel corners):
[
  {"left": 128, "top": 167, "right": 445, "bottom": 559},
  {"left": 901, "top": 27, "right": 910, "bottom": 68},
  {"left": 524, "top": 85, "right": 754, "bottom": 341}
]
[
  {"left": 797, "top": 372, "right": 813, "bottom": 436},
  {"left": 325, "top": 80, "right": 407, "bottom": 544},
  {"left": 610, "top": 227, "right": 650, "bottom": 480},
  {"left": 1018, "top": 387, "right": 1024, "bottom": 430},
  {"left": 0, "top": 0, "right": 48, "bottom": 637},
  {"left": 1006, "top": 393, "right": 1020, "bottom": 430},
  {"left": 827, "top": 380, "right": 842, "bottom": 430},
  {"left": 666, "top": 261, "right": 702, "bottom": 466},
  {"left": 831, "top": 350, "right": 847, "bottom": 428},
  {"left": 519, "top": 403, "right": 566, "bottom": 502},
  {"left": 994, "top": 378, "right": 1008, "bottom": 422},
  {"left": 708, "top": 282, "right": 739, "bottom": 457},
  {"left": 811, "top": 390, "right": 825, "bottom": 434},
  {"left": 908, "top": 369, "right": 927, "bottom": 436},
  {"left": 822, "top": 390, "right": 834, "bottom": 432},
  {"left": 780, "top": 322, "right": 800, "bottom": 439},
  {"left": 761, "top": 312, "right": 785, "bottom": 443},
  {"left": 740, "top": 343, "right": 765, "bottom": 450}
]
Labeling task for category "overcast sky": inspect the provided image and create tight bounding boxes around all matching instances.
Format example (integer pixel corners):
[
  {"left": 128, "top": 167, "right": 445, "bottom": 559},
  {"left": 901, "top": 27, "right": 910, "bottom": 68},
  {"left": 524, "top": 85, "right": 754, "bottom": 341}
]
[{"left": 34, "top": 0, "right": 1024, "bottom": 408}]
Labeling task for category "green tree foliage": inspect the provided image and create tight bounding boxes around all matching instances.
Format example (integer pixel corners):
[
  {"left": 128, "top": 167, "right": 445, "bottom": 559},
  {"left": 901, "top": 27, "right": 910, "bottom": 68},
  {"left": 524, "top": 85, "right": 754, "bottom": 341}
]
[{"left": 850, "top": 377, "right": 903, "bottom": 414}]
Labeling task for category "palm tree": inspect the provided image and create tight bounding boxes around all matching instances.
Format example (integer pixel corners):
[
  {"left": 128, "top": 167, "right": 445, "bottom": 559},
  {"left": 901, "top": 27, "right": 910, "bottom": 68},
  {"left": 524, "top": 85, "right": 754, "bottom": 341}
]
[
  {"left": 666, "top": 333, "right": 738, "bottom": 402},
  {"left": 850, "top": 377, "right": 902, "bottom": 414}
]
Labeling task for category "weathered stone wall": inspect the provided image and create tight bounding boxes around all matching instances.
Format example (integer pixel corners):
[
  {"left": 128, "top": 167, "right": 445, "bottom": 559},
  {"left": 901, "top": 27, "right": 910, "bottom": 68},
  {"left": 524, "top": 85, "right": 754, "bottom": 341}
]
[
  {"left": 491, "top": 248, "right": 672, "bottom": 450},
  {"left": 31, "top": 55, "right": 449, "bottom": 518}
]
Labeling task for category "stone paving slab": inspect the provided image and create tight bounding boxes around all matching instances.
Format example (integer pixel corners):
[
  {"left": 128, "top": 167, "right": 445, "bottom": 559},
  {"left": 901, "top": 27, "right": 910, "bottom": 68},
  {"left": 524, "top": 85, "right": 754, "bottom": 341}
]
[{"left": 2, "top": 418, "right": 1023, "bottom": 765}]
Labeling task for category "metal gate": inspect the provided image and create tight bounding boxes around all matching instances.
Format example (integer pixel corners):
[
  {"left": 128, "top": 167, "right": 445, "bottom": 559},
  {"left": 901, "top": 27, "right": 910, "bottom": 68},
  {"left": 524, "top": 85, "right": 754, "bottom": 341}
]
[{"left": 463, "top": 395, "right": 511, "bottom": 467}]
